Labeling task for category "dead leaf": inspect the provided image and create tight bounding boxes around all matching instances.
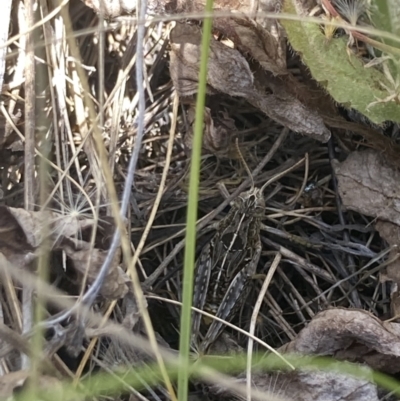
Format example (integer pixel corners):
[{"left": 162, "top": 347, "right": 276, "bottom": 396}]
[
  {"left": 210, "top": 361, "right": 378, "bottom": 401},
  {"left": 3, "top": 206, "right": 112, "bottom": 250},
  {"left": 246, "top": 89, "right": 331, "bottom": 141},
  {"left": 63, "top": 238, "right": 128, "bottom": 300},
  {"left": 281, "top": 308, "right": 400, "bottom": 374},
  {"left": 184, "top": 106, "right": 239, "bottom": 158},
  {"left": 170, "top": 22, "right": 331, "bottom": 140},
  {"left": 212, "top": 16, "right": 287, "bottom": 76},
  {"left": 241, "top": 369, "right": 378, "bottom": 401},
  {"left": 208, "top": 308, "right": 396, "bottom": 401},
  {"left": 217, "top": 307, "right": 400, "bottom": 400},
  {"left": 0, "top": 205, "right": 126, "bottom": 299},
  {"left": 170, "top": 23, "right": 254, "bottom": 98},
  {"left": 3, "top": 207, "right": 49, "bottom": 249},
  {"left": 333, "top": 150, "right": 400, "bottom": 225},
  {"left": 0, "top": 207, "right": 36, "bottom": 268}
]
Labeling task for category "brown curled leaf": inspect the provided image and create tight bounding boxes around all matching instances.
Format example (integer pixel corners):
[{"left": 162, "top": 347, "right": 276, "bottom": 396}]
[
  {"left": 170, "top": 23, "right": 254, "bottom": 98},
  {"left": 213, "top": 16, "right": 287, "bottom": 76},
  {"left": 208, "top": 309, "right": 386, "bottom": 401},
  {"left": 184, "top": 106, "right": 239, "bottom": 158},
  {"left": 170, "top": 22, "right": 331, "bottom": 141},
  {"left": 246, "top": 90, "right": 331, "bottom": 141},
  {"left": 281, "top": 308, "right": 400, "bottom": 373},
  {"left": 333, "top": 150, "right": 400, "bottom": 225},
  {"left": 230, "top": 369, "right": 379, "bottom": 401},
  {"left": 62, "top": 238, "right": 128, "bottom": 300}
]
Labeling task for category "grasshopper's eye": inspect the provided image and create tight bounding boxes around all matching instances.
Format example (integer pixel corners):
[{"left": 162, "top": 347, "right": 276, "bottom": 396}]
[
  {"left": 256, "top": 197, "right": 265, "bottom": 208},
  {"left": 255, "top": 207, "right": 265, "bottom": 218}
]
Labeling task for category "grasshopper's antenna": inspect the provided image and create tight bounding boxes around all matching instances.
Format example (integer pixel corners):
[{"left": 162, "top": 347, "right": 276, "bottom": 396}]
[
  {"left": 260, "top": 156, "right": 306, "bottom": 194},
  {"left": 235, "top": 138, "right": 254, "bottom": 190}
]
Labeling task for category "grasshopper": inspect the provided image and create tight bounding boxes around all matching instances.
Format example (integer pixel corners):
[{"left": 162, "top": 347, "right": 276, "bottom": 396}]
[
  {"left": 190, "top": 138, "right": 275, "bottom": 353},
  {"left": 191, "top": 184, "right": 266, "bottom": 353},
  {"left": 190, "top": 143, "right": 305, "bottom": 353}
]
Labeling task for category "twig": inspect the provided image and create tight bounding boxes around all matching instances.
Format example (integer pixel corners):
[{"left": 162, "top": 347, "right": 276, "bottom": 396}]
[
  {"left": 246, "top": 253, "right": 291, "bottom": 401},
  {"left": 127, "top": 92, "right": 178, "bottom": 280}
]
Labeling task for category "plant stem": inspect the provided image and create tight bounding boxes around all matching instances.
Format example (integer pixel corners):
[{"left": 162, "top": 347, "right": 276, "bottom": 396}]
[{"left": 177, "top": 2, "right": 214, "bottom": 400}]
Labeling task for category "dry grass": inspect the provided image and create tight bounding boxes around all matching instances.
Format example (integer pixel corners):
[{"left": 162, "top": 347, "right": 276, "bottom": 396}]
[{"left": 0, "top": 0, "right": 399, "bottom": 400}]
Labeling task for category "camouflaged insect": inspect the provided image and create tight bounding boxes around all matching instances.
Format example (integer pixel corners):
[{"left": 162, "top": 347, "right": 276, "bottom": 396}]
[{"left": 191, "top": 187, "right": 265, "bottom": 352}]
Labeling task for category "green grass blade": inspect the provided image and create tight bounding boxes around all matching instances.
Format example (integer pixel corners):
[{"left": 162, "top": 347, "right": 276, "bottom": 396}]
[
  {"left": 177, "top": 4, "right": 214, "bottom": 400},
  {"left": 17, "top": 351, "right": 400, "bottom": 401}
]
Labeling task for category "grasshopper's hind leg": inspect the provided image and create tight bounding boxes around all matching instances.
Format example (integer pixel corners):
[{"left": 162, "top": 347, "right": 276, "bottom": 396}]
[{"left": 191, "top": 242, "right": 212, "bottom": 348}]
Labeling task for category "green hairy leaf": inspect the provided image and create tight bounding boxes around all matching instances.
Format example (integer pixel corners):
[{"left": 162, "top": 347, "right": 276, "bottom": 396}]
[{"left": 282, "top": 0, "right": 400, "bottom": 124}]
